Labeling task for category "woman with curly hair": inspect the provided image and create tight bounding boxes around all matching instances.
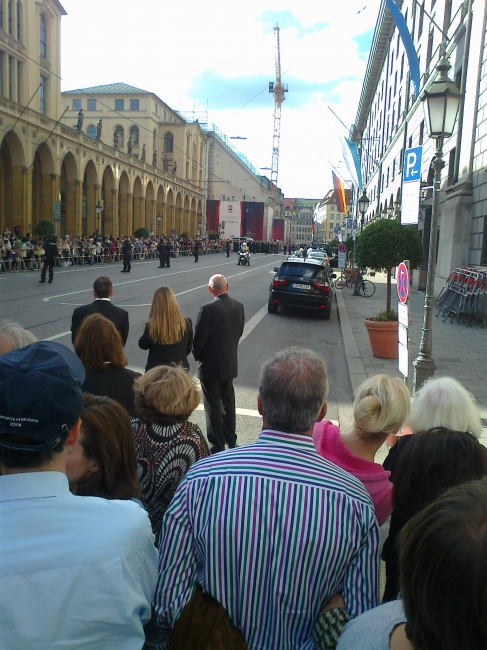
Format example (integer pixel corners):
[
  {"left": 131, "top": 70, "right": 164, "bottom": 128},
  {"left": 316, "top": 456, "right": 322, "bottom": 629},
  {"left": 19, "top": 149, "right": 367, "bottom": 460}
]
[
  {"left": 138, "top": 286, "right": 193, "bottom": 371},
  {"left": 74, "top": 313, "right": 140, "bottom": 416},
  {"left": 132, "top": 365, "right": 209, "bottom": 541}
]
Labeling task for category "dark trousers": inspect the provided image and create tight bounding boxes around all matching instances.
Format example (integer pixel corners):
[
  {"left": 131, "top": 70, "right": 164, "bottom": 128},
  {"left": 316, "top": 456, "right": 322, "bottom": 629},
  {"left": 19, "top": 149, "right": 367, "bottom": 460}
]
[
  {"left": 201, "top": 379, "right": 236, "bottom": 454},
  {"left": 194, "top": 250, "right": 199, "bottom": 262},
  {"left": 41, "top": 259, "right": 54, "bottom": 282},
  {"left": 158, "top": 253, "right": 164, "bottom": 267},
  {"left": 164, "top": 252, "right": 170, "bottom": 267},
  {"left": 123, "top": 252, "right": 131, "bottom": 271}
]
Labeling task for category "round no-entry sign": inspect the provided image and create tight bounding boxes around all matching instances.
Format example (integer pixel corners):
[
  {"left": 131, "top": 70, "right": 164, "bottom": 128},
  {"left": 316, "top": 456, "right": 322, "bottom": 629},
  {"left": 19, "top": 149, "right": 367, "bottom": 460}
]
[
  {"left": 338, "top": 243, "right": 346, "bottom": 252},
  {"left": 397, "top": 262, "right": 409, "bottom": 304}
]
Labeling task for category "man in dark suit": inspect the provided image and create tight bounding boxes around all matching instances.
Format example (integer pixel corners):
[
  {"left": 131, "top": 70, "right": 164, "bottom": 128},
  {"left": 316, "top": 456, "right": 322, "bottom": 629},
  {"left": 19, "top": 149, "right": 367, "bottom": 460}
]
[
  {"left": 121, "top": 237, "right": 132, "bottom": 272},
  {"left": 193, "top": 274, "right": 245, "bottom": 454},
  {"left": 71, "top": 276, "right": 129, "bottom": 346}
]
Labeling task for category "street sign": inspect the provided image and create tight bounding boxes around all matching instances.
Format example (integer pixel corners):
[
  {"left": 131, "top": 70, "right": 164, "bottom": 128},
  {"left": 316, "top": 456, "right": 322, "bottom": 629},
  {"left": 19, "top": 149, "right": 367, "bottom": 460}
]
[
  {"left": 338, "top": 252, "right": 347, "bottom": 268},
  {"left": 398, "top": 302, "right": 408, "bottom": 327},
  {"left": 397, "top": 262, "right": 409, "bottom": 304},
  {"left": 402, "top": 146, "right": 422, "bottom": 225},
  {"left": 398, "top": 341, "right": 409, "bottom": 377},
  {"left": 171, "top": 229, "right": 176, "bottom": 235},
  {"left": 338, "top": 243, "right": 346, "bottom": 252}
]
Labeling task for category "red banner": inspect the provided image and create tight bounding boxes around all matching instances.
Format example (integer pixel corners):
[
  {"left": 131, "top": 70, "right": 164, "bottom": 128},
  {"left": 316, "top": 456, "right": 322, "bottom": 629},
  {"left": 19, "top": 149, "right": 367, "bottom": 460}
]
[{"left": 272, "top": 218, "right": 284, "bottom": 240}]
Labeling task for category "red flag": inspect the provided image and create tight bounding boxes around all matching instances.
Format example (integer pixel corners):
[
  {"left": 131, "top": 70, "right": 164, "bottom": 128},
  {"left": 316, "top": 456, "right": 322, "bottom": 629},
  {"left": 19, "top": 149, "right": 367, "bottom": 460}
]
[{"left": 332, "top": 172, "right": 347, "bottom": 213}]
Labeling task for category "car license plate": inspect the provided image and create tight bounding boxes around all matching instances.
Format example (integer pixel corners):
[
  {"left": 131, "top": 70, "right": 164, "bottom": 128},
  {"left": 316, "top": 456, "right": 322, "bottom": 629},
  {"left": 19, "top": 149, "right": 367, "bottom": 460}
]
[{"left": 293, "top": 283, "right": 310, "bottom": 290}]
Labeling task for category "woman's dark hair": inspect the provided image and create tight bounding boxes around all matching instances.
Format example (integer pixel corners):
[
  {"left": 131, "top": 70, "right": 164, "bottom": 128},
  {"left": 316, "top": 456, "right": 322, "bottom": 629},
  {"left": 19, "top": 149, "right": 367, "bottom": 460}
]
[
  {"left": 399, "top": 479, "right": 487, "bottom": 650},
  {"left": 74, "top": 313, "right": 127, "bottom": 373},
  {"left": 392, "top": 427, "right": 487, "bottom": 525},
  {"left": 75, "top": 393, "right": 139, "bottom": 500}
]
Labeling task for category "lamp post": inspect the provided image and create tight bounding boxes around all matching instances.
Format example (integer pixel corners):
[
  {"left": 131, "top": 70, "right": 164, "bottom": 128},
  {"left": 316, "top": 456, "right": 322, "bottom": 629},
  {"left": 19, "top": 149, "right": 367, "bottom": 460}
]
[
  {"left": 357, "top": 190, "right": 370, "bottom": 232},
  {"left": 413, "top": 55, "right": 462, "bottom": 393},
  {"left": 95, "top": 201, "right": 103, "bottom": 237},
  {"left": 157, "top": 212, "right": 162, "bottom": 236}
]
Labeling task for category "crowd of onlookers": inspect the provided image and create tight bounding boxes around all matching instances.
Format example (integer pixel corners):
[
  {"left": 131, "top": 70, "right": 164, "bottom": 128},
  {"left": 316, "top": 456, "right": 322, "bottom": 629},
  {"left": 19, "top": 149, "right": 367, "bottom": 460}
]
[
  {"left": 0, "top": 276, "right": 486, "bottom": 650},
  {"left": 1, "top": 228, "right": 287, "bottom": 272}
]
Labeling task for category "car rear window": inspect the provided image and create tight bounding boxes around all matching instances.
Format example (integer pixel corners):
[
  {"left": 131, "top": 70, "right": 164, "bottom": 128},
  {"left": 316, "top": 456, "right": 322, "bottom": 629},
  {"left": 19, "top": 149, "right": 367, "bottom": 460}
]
[{"left": 279, "top": 263, "right": 320, "bottom": 279}]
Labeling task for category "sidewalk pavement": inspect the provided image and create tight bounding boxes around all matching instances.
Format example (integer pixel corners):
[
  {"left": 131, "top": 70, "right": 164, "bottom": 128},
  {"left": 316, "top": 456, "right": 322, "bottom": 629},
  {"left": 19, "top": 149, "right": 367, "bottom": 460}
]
[{"left": 336, "top": 272, "right": 487, "bottom": 445}]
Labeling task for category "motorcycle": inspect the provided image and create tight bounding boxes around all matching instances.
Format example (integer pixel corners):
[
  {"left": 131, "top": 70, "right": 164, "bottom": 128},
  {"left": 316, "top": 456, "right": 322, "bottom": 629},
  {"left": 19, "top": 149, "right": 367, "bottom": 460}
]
[{"left": 237, "top": 251, "right": 250, "bottom": 266}]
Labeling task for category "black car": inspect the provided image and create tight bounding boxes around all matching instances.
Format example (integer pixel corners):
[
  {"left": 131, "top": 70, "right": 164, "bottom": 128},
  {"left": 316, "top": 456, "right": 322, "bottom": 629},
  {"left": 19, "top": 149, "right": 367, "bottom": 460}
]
[{"left": 268, "top": 258, "right": 336, "bottom": 320}]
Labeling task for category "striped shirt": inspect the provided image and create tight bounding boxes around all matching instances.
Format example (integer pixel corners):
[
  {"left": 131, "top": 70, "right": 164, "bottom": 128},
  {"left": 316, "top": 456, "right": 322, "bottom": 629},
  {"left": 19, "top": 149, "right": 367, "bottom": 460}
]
[{"left": 154, "top": 430, "right": 380, "bottom": 649}]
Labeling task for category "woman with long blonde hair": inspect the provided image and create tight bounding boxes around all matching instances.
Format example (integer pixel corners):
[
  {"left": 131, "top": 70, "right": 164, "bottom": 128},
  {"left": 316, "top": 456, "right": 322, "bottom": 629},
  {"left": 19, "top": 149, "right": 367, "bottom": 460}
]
[{"left": 138, "top": 286, "right": 193, "bottom": 371}]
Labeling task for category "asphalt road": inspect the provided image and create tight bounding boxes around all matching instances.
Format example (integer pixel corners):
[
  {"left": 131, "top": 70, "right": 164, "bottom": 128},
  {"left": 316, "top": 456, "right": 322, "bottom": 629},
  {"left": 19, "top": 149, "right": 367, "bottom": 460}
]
[{"left": 1, "top": 253, "right": 352, "bottom": 445}]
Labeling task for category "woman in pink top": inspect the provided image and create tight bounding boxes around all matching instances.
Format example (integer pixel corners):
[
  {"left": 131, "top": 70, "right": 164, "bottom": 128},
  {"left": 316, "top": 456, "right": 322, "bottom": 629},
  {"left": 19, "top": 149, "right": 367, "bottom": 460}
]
[{"left": 313, "top": 374, "right": 410, "bottom": 525}]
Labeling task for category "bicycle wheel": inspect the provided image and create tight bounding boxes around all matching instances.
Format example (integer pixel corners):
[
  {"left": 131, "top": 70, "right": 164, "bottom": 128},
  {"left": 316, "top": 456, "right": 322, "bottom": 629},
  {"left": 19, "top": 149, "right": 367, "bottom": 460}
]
[
  {"left": 358, "top": 279, "right": 376, "bottom": 297},
  {"left": 335, "top": 277, "right": 346, "bottom": 289}
]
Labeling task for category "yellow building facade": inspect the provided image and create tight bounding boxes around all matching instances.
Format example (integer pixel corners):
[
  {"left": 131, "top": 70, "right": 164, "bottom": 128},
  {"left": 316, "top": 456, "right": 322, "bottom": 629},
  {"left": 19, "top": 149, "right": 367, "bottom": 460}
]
[{"left": 0, "top": 0, "right": 205, "bottom": 238}]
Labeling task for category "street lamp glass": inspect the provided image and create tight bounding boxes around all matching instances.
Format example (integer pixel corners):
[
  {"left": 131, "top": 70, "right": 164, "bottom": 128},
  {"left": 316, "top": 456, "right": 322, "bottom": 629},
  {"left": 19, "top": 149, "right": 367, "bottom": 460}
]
[
  {"left": 423, "top": 57, "right": 462, "bottom": 138},
  {"left": 357, "top": 191, "right": 370, "bottom": 215}
]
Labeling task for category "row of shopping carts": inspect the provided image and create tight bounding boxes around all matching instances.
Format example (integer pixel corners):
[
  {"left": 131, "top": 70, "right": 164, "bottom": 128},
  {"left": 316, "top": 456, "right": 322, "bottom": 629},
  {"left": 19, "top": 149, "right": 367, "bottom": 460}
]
[{"left": 436, "top": 267, "right": 487, "bottom": 323}]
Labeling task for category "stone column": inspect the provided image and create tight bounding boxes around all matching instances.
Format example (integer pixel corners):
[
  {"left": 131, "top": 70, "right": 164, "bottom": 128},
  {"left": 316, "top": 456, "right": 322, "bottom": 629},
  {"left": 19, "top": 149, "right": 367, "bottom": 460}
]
[{"left": 22, "top": 167, "right": 32, "bottom": 236}]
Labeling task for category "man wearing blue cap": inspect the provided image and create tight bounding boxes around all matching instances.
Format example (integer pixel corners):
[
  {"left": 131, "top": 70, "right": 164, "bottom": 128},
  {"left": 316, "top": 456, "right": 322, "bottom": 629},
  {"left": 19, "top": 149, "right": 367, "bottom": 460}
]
[{"left": 0, "top": 341, "right": 158, "bottom": 650}]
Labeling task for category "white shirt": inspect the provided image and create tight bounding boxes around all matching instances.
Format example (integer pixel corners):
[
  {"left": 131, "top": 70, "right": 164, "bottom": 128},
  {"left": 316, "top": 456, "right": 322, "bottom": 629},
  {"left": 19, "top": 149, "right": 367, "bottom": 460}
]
[{"left": 0, "top": 471, "right": 158, "bottom": 650}]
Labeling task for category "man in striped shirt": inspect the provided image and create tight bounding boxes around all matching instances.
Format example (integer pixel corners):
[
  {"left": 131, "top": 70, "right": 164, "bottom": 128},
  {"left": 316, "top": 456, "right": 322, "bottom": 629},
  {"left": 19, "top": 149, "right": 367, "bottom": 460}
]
[{"left": 154, "top": 347, "right": 380, "bottom": 649}]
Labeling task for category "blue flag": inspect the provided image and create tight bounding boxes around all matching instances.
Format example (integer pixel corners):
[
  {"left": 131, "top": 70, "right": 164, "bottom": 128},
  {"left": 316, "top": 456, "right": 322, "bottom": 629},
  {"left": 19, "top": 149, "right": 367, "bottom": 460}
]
[{"left": 385, "top": 0, "right": 420, "bottom": 96}]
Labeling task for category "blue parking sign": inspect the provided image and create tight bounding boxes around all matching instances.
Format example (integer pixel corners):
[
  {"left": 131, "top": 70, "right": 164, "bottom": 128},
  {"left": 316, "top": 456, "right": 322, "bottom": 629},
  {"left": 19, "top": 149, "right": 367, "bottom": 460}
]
[{"left": 403, "top": 147, "right": 422, "bottom": 183}]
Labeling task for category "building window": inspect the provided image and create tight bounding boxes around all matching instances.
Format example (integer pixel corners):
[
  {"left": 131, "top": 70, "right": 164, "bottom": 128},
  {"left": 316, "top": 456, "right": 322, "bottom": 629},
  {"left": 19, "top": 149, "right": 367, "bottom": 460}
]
[
  {"left": 16, "top": 60, "right": 21, "bottom": 103},
  {"left": 129, "top": 124, "right": 139, "bottom": 146},
  {"left": 153, "top": 129, "right": 156, "bottom": 150},
  {"left": 115, "top": 99, "right": 124, "bottom": 111},
  {"left": 16, "top": 1, "right": 20, "bottom": 40},
  {"left": 39, "top": 75, "right": 46, "bottom": 114},
  {"left": 447, "top": 148, "right": 456, "bottom": 186},
  {"left": 130, "top": 99, "right": 139, "bottom": 111},
  {"left": 163, "top": 110, "right": 166, "bottom": 121},
  {"left": 0, "top": 2, "right": 3, "bottom": 29},
  {"left": 8, "top": 0, "right": 12, "bottom": 35},
  {"left": 87, "top": 98, "right": 96, "bottom": 110},
  {"left": 164, "top": 131, "right": 173, "bottom": 153},
  {"left": 418, "top": 2, "right": 425, "bottom": 38},
  {"left": 426, "top": 31, "right": 434, "bottom": 70},
  {"left": 153, "top": 103, "right": 158, "bottom": 115},
  {"left": 8, "top": 55, "right": 13, "bottom": 99},
  {"left": 40, "top": 14, "right": 47, "bottom": 58},
  {"left": 87, "top": 125, "right": 96, "bottom": 139},
  {"left": 114, "top": 124, "right": 124, "bottom": 147},
  {"left": 419, "top": 120, "right": 424, "bottom": 146},
  {"left": 72, "top": 99, "right": 81, "bottom": 111}
]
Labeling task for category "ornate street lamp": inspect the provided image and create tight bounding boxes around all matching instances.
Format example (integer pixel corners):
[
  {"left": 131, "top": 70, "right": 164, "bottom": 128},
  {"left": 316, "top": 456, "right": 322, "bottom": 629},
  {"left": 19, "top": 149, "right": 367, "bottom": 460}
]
[
  {"left": 357, "top": 189, "right": 369, "bottom": 233},
  {"left": 413, "top": 56, "right": 462, "bottom": 392},
  {"left": 157, "top": 212, "right": 162, "bottom": 236},
  {"left": 95, "top": 201, "right": 103, "bottom": 236}
]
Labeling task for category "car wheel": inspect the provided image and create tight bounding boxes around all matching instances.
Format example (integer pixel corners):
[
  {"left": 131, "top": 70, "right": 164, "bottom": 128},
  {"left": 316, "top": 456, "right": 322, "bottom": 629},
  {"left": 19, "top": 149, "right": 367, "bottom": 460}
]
[{"left": 268, "top": 296, "right": 278, "bottom": 313}]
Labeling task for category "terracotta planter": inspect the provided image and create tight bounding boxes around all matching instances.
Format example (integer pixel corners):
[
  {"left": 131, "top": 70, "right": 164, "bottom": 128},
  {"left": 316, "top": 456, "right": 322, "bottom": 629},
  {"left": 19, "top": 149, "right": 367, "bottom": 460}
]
[{"left": 364, "top": 318, "right": 399, "bottom": 359}]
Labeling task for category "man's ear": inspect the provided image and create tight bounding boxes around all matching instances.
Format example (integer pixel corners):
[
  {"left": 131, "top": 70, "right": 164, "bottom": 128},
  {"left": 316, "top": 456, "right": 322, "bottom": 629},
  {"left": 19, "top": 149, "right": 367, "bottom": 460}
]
[
  {"left": 316, "top": 403, "right": 328, "bottom": 423},
  {"left": 257, "top": 394, "right": 264, "bottom": 416},
  {"left": 109, "top": 289, "right": 114, "bottom": 298},
  {"left": 92, "top": 290, "right": 97, "bottom": 298},
  {"left": 66, "top": 419, "right": 81, "bottom": 447}
]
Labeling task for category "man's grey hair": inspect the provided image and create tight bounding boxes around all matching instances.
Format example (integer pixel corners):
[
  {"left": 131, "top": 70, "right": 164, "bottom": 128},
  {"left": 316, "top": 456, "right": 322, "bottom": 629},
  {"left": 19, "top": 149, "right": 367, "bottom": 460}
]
[
  {"left": 259, "top": 347, "right": 329, "bottom": 433},
  {"left": 209, "top": 274, "right": 227, "bottom": 293},
  {"left": 0, "top": 322, "right": 37, "bottom": 356}
]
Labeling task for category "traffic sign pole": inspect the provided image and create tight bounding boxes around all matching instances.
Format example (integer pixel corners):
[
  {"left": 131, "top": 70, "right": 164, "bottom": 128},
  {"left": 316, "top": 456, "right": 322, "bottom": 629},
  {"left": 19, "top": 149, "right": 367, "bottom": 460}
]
[{"left": 397, "top": 260, "right": 410, "bottom": 380}]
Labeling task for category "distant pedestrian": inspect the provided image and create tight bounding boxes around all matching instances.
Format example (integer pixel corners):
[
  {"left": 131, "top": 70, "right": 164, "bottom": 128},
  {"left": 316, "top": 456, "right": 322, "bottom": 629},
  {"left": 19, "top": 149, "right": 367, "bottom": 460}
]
[
  {"left": 193, "top": 274, "right": 245, "bottom": 454},
  {"left": 165, "top": 241, "right": 172, "bottom": 268},
  {"left": 39, "top": 235, "right": 58, "bottom": 283},
  {"left": 193, "top": 240, "right": 199, "bottom": 263},
  {"left": 157, "top": 239, "right": 165, "bottom": 268},
  {"left": 121, "top": 237, "right": 132, "bottom": 273},
  {"left": 226, "top": 240, "right": 230, "bottom": 257}
]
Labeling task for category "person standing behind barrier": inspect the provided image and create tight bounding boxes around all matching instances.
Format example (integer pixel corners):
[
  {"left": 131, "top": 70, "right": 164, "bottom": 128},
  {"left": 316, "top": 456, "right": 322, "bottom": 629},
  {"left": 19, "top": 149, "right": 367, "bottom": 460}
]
[
  {"left": 193, "top": 274, "right": 244, "bottom": 454},
  {"left": 121, "top": 236, "right": 132, "bottom": 273},
  {"left": 39, "top": 235, "right": 57, "bottom": 283}
]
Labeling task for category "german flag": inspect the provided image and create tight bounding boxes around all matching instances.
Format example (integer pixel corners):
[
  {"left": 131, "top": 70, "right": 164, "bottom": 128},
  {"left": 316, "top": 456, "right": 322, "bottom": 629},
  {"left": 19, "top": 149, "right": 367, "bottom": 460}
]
[{"left": 332, "top": 172, "right": 347, "bottom": 213}]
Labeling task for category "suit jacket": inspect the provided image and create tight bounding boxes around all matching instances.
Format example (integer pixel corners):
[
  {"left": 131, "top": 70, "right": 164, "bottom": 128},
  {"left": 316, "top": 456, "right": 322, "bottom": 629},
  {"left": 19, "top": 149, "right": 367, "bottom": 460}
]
[
  {"left": 82, "top": 365, "right": 140, "bottom": 417},
  {"left": 193, "top": 294, "right": 245, "bottom": 381},
  {"left": 71, "top": 300, "right": 129, "bottom": 345},
  {"left": 138, "top": 317, "right": 193, "bottom": 371}
]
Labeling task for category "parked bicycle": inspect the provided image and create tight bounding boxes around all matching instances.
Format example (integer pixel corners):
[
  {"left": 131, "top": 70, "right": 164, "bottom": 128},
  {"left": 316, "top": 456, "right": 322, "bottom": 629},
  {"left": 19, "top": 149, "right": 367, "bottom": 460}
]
[{"left": 335, "top": 269, "right": 376, "bottom": 297}]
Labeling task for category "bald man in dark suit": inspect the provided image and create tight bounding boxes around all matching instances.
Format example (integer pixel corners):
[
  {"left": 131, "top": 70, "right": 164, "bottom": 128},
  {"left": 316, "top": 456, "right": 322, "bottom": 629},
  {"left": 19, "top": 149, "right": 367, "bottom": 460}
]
[{"left": 193, "top": 274, "right": 245, "bottom": 454}]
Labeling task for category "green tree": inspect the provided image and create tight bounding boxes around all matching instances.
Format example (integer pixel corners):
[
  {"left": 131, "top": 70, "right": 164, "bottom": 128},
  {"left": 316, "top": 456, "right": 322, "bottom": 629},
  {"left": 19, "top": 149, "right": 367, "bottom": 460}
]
[
  {"left": 33, "top": 220, "right": 56, "bottom": 237},
  {"left": 134, "top": 227, "right": 149, "bottom": 238},
  {"left": 179, "top": 232, "right": 188, "bottom": 239},
  {"left": 355, "top": 218, "right": 423, "bottom": 313},
  {"left": 327, "top": 238, "right": 339, "bottom": 247}
]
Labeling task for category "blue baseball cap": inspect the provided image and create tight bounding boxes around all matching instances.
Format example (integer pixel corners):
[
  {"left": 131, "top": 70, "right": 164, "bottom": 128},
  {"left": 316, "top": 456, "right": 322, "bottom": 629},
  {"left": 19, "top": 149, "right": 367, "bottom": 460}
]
[{"left": 0, "top": 341, "right": 85, "bottom": 451}]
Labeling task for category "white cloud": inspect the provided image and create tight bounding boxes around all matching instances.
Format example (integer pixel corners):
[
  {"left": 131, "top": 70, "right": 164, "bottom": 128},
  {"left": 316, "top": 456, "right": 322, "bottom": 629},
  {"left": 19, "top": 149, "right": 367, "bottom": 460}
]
[{"left": 60, "top": 0, "right": 381, "bottom": 196}]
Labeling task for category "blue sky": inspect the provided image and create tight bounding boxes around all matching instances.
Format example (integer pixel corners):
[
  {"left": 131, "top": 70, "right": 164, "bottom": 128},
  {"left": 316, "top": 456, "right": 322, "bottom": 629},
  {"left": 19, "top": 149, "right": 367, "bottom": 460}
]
[{"left": 60, "top": 0, "right": 380, "bottom": 197}]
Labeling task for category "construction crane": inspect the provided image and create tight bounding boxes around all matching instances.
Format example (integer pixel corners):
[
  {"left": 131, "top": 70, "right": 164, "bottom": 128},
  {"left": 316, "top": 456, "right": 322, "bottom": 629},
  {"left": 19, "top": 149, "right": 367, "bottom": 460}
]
[{"left": 268, "top": 23, "right": 288, "bottom": 190}]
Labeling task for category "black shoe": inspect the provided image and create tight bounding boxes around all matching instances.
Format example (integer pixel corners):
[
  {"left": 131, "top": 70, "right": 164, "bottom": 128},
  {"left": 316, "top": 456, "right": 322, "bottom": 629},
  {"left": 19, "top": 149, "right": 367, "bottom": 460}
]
[
  {"left": 121, "top": 270, "right": 126, "bottom": 272},
  {"left": 39, "top": 280, "right": 45, "bottom": 283},
  {"left": 157, "top": 266, "right": 164, "bottom": 268},
  {"left": 48, "top": 280, "right": 53, "bottom": 283}
]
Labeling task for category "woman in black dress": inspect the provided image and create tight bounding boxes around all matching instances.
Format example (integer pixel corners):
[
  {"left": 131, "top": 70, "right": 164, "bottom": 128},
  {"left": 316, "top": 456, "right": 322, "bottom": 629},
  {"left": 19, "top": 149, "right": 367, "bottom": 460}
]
[
  {"left": 139, "top": 286, "right": 192, "bottom": 371},
  {"left": 74, "top": 313, "right": 140, "bottom": 416}
]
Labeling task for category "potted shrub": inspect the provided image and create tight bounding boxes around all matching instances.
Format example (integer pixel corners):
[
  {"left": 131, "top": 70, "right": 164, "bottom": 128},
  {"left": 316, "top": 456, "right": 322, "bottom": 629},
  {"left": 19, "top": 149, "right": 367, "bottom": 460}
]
[
  {"left": 355, "top": 219, "right": 423, "bottom": 358},
  {"left": 33, "top": 220, "right": 56, "bottom": 237}
]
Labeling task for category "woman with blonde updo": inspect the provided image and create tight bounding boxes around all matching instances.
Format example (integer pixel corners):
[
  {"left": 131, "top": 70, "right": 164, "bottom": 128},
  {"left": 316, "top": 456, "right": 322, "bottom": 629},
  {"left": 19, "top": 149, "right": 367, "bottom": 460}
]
[{"left": 313, "top": 374, "right": 410, "bottom": 525}]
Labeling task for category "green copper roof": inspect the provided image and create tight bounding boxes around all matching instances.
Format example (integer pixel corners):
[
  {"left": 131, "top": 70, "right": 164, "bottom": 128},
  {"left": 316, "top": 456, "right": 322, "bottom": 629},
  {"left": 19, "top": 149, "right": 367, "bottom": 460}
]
[{"left": 62, "top": 83, "right": 150, "bottom": 95}]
